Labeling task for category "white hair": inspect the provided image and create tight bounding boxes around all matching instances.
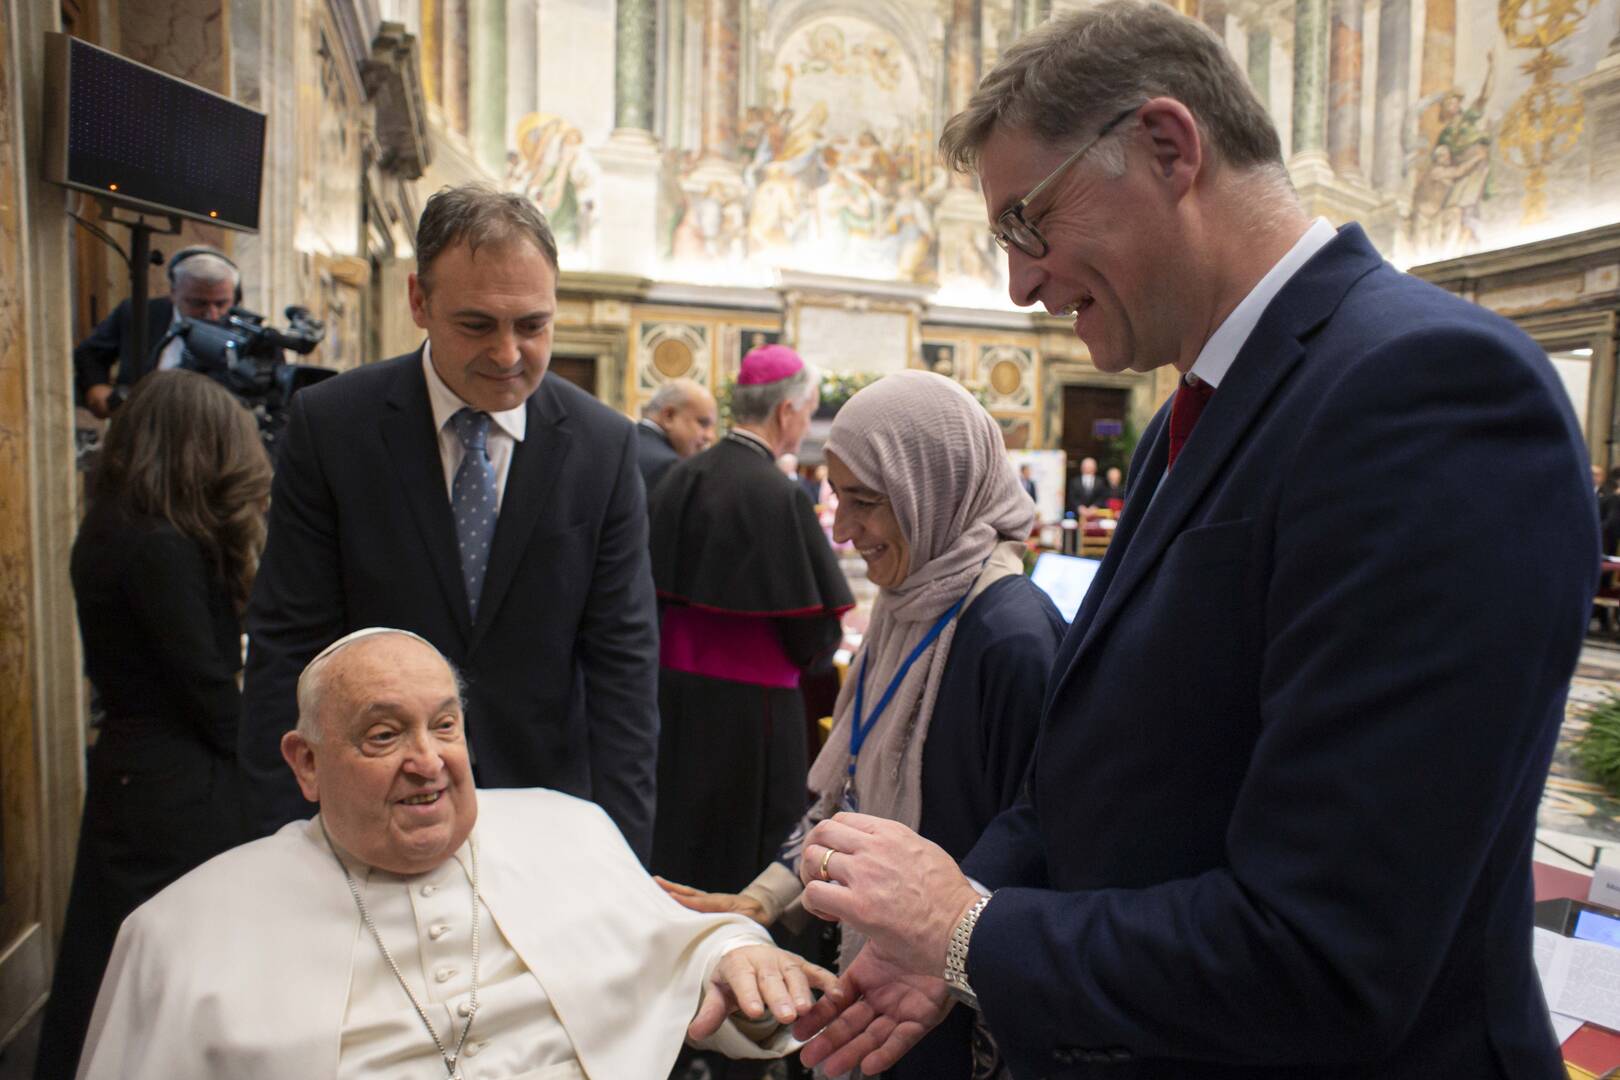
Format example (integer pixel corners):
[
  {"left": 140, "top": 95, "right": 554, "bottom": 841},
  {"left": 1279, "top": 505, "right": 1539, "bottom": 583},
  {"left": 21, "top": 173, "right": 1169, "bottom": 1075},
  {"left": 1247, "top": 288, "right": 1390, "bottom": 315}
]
[
  {"left": 731, "top": 363, "right": 821, "bottom": 425},
  {"left": 171, "top": 252, "right": 240, "bottom": 292},
  {"left": 294, "top": 627, "right": 449, "bottom": 743}
]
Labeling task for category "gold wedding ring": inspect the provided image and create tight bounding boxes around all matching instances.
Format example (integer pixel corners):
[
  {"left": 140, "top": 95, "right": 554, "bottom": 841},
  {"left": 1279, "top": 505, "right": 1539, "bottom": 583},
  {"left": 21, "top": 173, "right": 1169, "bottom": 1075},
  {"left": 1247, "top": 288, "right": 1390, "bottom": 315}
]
[{"left": 819, "top": 847, "right": 836, "bottom": 881}]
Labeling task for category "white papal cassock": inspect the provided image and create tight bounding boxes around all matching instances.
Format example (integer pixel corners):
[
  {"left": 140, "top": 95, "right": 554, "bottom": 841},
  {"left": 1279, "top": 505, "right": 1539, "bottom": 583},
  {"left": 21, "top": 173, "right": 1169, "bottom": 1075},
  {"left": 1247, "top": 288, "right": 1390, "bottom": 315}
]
[{"left": 77, "top": 789, "right": 795, "bottom": 1079}]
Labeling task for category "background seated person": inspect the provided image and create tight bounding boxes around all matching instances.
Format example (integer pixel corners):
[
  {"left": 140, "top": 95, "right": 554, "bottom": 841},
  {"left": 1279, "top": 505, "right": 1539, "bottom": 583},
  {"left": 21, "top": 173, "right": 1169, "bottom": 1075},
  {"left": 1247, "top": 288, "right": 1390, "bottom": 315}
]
[{"left": 78, "top": 628, "right": 834, "bottom": 1080}]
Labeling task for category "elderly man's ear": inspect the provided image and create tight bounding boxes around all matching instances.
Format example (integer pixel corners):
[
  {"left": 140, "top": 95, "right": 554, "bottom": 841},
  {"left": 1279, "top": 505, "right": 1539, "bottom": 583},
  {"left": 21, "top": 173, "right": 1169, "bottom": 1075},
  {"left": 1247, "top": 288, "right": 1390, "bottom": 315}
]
[{"left": 280, "top": 731, "right": 322, "bottom": 804}]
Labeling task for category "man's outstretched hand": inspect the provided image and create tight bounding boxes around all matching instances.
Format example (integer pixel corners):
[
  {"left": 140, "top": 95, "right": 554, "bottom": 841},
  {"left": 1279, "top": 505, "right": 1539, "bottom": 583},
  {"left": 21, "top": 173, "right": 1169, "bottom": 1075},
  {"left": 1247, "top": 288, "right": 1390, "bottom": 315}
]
[
  {"left": 791, "top": 944, "right": 952, "bottom": 1077},
  {"left": 689, "top": 944, "right": 840, "bottom": 1041}
]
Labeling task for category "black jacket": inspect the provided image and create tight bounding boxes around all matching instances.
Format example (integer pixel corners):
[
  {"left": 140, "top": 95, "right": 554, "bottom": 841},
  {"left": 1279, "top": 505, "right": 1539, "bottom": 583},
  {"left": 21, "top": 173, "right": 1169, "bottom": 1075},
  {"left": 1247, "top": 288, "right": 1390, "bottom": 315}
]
[{"left": 73, "top": 298, "right": 174, "bottom": 405}]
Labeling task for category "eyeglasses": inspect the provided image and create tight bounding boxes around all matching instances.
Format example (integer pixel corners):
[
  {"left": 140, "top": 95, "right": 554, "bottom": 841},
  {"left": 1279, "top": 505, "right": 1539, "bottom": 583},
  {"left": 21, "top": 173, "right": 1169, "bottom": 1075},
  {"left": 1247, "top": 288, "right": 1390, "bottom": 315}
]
[{"left": 990, "top": 105, "right": 1142, "bottom": 259}]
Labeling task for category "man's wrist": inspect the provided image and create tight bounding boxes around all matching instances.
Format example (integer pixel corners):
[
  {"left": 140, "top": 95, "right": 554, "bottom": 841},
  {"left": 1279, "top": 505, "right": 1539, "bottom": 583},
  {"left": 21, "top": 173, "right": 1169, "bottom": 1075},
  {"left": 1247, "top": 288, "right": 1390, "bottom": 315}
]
[{"left": 943, "top": 894, "right": 991, "bottom": 1010}]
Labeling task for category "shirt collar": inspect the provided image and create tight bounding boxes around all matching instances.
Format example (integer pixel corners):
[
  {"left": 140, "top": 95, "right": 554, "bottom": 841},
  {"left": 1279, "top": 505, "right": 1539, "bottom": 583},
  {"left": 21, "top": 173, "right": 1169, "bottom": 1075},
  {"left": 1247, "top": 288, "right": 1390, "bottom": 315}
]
[
  {"left": 1186, "top": 217, "right": 1337, "bottom": 390},
  {"left": 639, "top": 417, "right": 671, "bottom": 444},
  {"left": 421, "top": 341, "right": 527, "bottom": 442},
  {"left": 318, "top": 815, "right": 478, "bottom": 885},
  {"left": 726, "top": 427, "right": 776, "bottom": 459}
]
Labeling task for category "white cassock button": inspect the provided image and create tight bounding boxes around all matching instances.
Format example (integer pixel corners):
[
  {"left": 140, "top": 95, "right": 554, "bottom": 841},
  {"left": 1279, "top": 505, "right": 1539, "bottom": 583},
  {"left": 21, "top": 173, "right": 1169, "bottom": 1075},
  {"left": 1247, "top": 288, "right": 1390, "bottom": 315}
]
[
  {"left": 430, "top": 923, "right": 450, "bottom": 940},
  {"left": 422, "top": 884, "right": 438, "bottom": 897},
  {"left": 463, "top": 1041, "right": 484, "bottom": 1058},
  {"left": 435, "top": 967, "right": 457, "bottom": 983},
  {"left": 457, "top": 1000, "right": 472, "bottom": 1018}
]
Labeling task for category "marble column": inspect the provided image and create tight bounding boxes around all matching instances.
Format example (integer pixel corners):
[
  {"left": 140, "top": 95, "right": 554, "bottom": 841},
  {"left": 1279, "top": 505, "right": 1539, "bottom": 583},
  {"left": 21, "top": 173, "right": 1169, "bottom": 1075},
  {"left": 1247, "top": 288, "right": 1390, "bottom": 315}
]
[
  {"left": 698, "top": 0, "right": 741, "bottom": 164},
  {"left": 1291, "top": 0, "right": 1329, "bottom": 164},
  {"left": 597, "top": 0, "right": 665, "bottom": 275},
  {"left": 1417, "top": 0, "right": 1455, "bottom": 141},
  {"left": 444, "top": 0, "right": 469, "bottom": 137},
  {"left": 947, "top": 0, "right": 983, "bottom": 190},
  {"left": 1578, "top": 21, "right": 1620, "bottom": 217},
  {"left": 615, "top": 0, "right": 658, "bottom": 133},
  {"left": 1326, "top": 0, "right": 1363, "bottom": 178},
  {"left": 1246, "top": 24, "right": 1272, "bottom": 111},
  {"left": 1015, "top": 0, "right": 1051, "bottom": 35},
  {"left": 1372, "top": 0, "right": 1411, "bottom": 191},
  {"left": 469, "top": 0, "right": 506, "bottom": 174},
  {"left": 506, "top": 0, "right": 538, "bottom": 136},
  {"left": 939, "top": 0, "right": 994, "bottom": 284},
  {"left": 422, "top": 0, "right": 442, "bottom": 110}
]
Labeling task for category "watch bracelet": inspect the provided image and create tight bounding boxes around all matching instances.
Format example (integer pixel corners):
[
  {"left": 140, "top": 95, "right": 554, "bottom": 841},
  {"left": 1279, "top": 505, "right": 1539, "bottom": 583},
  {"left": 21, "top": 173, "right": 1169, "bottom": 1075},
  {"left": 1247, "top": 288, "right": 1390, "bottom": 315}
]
[{"left": 945, "top": 895, "right": 992, "bottom": 990}]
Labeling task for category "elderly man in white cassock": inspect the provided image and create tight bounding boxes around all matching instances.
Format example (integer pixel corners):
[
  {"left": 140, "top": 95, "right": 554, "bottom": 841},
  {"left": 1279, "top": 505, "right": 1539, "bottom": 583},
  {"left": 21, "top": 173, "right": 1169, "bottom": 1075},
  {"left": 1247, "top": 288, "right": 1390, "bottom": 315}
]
[{"left": 77, "top": 627, "right": 836, "bottom": 1079}]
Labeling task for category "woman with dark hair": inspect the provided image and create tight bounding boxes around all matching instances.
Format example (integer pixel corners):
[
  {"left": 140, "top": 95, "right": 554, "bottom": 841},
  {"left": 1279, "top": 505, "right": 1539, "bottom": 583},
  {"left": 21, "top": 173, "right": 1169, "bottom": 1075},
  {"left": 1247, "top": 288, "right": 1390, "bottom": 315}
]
[{"left": 35, "top": 370, "right": 272, "bottom": 1080}]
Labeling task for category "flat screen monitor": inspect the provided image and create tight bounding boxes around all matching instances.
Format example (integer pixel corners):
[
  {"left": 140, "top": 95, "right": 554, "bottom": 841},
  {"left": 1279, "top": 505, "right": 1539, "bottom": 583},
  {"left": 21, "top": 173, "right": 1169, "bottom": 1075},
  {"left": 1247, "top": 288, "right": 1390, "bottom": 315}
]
[
  {"left": 1030, "top": 552, "right": 1102, "bottom": 624},
  {"left": 43, "top": 33, "right": 265, "bottom": 232}
]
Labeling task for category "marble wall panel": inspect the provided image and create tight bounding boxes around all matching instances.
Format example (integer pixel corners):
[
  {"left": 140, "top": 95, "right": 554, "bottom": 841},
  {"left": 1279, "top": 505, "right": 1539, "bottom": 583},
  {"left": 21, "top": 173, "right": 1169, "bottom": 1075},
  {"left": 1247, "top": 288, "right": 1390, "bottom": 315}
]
[{"left": 0, "top": 0, "right": 41, "bottom": 949}]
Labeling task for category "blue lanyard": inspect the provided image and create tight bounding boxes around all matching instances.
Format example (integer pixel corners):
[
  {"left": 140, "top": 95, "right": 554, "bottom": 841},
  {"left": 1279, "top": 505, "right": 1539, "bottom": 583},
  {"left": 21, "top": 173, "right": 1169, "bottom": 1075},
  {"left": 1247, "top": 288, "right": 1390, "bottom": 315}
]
[{"left": 849, "top": 592, "right": 969, "bottom": 777}]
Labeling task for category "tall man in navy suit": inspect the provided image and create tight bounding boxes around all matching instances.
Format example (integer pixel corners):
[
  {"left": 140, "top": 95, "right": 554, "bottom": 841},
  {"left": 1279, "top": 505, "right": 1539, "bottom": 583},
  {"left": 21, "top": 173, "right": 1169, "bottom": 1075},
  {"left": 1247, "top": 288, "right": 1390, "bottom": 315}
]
[
  {"left": 240, "top": 185, "right": 660, "bottom": 860},
  {"left": 787, "top": 4, "right": 1595, "bottom": 1077}
]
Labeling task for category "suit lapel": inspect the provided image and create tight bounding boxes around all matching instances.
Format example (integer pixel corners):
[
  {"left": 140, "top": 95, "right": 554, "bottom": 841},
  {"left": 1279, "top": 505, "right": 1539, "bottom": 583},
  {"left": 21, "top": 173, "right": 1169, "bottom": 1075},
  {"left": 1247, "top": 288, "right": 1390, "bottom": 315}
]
[
  {"left": 468, "top": 380, "right": 572, "bottom": 651},
  {"left": 379, "top": 354, "right": 473, "bottom": 637},
  {"left": 1045, "top": 225, "right": 1383, "bottom": 707}
]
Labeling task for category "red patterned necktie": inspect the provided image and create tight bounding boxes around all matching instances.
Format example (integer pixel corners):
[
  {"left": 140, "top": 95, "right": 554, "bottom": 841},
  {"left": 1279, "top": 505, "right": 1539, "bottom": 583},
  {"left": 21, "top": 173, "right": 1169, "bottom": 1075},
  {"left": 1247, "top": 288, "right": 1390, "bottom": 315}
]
[{"left": 1166, "top": 375, "right": 1215, "bottom": 471}]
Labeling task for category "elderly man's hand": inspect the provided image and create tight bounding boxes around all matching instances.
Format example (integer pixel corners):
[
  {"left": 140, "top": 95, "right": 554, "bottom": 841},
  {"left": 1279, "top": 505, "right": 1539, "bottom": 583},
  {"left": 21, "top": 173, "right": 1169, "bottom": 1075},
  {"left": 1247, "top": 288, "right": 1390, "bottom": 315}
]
[
  {"left": 688, "top": 944, "right": 840, "bottom": 1041},
  {"left": 798, "top": 812, "right": 981, "bottom": 978},
  {"left": 791, "top": 944, "right": 952, "bottom": 1077}
]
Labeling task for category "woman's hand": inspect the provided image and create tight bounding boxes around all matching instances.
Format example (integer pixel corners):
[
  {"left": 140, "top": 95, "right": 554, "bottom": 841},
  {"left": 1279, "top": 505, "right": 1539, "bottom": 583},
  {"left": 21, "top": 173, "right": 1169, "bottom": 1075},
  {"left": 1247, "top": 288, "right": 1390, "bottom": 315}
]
[{"left": 656, "top": 876, "right": 771, "bottom": 924}]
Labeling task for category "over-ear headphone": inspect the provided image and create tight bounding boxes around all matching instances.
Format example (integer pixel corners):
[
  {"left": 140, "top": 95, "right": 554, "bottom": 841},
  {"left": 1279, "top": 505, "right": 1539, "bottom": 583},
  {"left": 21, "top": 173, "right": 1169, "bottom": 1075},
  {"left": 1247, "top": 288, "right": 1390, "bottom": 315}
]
[{"left": 167, "top": 245, "right": 244, "bottom": 305}]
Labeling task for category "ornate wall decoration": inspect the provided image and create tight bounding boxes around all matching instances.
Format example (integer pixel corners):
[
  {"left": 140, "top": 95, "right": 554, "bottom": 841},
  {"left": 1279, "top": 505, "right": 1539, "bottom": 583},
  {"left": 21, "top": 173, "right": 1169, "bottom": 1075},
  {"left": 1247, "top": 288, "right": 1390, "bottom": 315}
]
[
  {"left": 979, "top": 344, "right": 1035, "bottom": 410},
  {"left": 1497, "top": 0, "right": 1592, "bottom": 224},
  {"left": 659, "top": 10, "right": 947, "bottom": 286},
  {"left": 507, "top": 112, "right": 598, "bottom": 256},
  {"left": 637, "top": 321, "right": 712, "bottom": 402}
]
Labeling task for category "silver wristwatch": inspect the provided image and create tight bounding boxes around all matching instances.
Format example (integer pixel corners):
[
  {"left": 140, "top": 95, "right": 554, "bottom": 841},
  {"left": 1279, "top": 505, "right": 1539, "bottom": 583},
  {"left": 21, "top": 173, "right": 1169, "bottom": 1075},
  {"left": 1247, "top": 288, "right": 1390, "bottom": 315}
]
[{"left": 944, "top": 895, "right": 991, "bottom": 1009}]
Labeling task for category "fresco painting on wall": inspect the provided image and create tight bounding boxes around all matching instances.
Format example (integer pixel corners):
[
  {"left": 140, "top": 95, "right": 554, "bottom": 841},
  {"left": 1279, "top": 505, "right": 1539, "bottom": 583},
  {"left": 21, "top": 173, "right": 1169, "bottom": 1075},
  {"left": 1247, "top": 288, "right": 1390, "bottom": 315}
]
[
  {"left": 507, "top": 112, "right": 599, "bottom": 257},
  {"left": 655, "top": 13, "right": 994, "bottom": 289},
  {"left": 1398, "top": 0, "right": 1618, "bottom": 262}
]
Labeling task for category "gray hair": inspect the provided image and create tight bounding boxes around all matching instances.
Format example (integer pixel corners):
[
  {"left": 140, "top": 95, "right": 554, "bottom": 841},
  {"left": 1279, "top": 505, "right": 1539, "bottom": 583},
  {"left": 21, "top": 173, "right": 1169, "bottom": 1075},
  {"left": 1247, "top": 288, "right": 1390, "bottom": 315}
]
[
  {"left": 643, "top": 378, "right": 704, "bottom": 420},
  {"left": 295, "top": 627, "right": 461, "bottom": 743},
  {"left": 416, "top": 183, "right": 559, "bottom": 293},
  {"left": 731, "top": 363, "right": 821, "bottom": 425},
  {"left": 939, "top": 0, "right": 1284, "bottom": 180},
  {"left": 171, "top": 252, "right": 240, "bottom": 292}
]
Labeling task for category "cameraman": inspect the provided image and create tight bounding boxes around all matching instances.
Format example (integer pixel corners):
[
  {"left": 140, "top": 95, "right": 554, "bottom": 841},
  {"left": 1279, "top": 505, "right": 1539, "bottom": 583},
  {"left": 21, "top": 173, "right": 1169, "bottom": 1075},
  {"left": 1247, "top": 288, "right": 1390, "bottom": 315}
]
[{"left": 74, "top": 247, "right": 240, "bottom": 419}]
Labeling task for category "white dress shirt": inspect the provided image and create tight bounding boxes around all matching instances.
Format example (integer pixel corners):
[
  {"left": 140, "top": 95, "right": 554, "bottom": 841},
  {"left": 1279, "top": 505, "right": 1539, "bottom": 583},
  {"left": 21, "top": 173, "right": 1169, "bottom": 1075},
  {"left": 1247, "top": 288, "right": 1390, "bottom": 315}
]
[
  {"left": 1144, "top": 217, "right": 1337, "bottom": 505},
  {"left": 157, "top": 307, "right": 186, "bottom": 371},
  {"left": 335, "top": 838, "right": 581, "bottom": 1080},
  {"left": 1183, "top": 216, "right": 1338, "bottom": 391},
  {"left": 422, "top": 343, "right": 527, "bottom": 510}
]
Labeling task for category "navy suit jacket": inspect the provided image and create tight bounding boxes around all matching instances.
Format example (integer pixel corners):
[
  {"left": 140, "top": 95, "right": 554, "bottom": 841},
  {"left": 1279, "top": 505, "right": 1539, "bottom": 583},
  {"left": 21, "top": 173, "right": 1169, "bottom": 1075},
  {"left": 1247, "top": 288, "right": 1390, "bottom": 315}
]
[
  {"left": 635, "top": 419, "right": 681, "bottom": 497},
  {"left": 240, "top": 351, "right": 660, "bottom": 859},
  {"left": 960, "top": 226, "right": 1595, "bottom": 1078}
]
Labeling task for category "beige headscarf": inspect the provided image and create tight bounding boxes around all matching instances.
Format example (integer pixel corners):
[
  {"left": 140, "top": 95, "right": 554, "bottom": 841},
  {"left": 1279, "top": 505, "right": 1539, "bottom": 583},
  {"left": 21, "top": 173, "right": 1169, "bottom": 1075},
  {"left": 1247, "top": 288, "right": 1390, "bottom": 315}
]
[{"left": 809, "top": 370, "right": 1035, "bottom": 850}]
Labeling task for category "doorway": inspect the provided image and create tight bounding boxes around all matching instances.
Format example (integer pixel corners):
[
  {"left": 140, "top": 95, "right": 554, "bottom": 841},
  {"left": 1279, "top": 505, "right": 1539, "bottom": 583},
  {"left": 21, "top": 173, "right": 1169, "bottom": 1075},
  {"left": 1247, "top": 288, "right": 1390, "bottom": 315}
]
[
  {"left": 1062, "top": 383, "right": 1131, "bottom": 486},
  {"left": 550, "top": 354, "right": 598, "bottom": 397}
]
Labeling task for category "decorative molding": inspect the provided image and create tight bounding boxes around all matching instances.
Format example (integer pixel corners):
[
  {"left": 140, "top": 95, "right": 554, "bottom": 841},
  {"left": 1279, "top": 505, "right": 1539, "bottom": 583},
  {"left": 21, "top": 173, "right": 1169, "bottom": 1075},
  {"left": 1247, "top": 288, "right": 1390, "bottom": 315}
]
[{"left": 362, "top": 21, "right": 432, "bottom": 180}]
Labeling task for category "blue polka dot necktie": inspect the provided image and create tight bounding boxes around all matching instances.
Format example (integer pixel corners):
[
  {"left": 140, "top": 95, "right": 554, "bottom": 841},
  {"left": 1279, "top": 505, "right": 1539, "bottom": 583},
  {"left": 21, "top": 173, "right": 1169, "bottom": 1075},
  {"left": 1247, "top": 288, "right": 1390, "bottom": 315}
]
[{"left": 450, "top": 408, "right": 498, "bottom": 620}]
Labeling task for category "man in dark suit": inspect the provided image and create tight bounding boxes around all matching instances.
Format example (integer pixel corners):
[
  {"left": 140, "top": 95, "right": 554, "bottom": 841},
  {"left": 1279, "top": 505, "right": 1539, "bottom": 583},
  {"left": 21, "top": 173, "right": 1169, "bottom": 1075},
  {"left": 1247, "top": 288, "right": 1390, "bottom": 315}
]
[
  {"left": 1066, "top": 455, "right": 1104, "bottom": 512},
  {"left": 74, "top": 247, "right": 240, "bottom": 417},
  {"left": 240, "top": 185, "right": 660, "bottom": 859},
  {"left": 787, "top": 5, "right": 1594, "bottom": 1078},
  {"left": 635, "top": 376, "right": 717, "bottom": 495}
]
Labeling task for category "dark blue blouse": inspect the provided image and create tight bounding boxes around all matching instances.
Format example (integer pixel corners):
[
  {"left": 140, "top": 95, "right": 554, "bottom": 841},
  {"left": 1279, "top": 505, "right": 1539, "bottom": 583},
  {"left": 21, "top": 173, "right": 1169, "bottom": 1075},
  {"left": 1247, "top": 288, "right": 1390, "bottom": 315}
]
[{"left": 895, "top": 572, "right": 1067, "bottom": 1080}]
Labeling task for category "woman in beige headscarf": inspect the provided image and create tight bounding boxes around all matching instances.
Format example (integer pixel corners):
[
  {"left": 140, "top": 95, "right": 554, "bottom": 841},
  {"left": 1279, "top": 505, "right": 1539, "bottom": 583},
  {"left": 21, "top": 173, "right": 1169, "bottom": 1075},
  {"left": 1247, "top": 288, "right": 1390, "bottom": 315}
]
[{"left": 661, "top": 371, "right": 1067, "bottom": 1080}]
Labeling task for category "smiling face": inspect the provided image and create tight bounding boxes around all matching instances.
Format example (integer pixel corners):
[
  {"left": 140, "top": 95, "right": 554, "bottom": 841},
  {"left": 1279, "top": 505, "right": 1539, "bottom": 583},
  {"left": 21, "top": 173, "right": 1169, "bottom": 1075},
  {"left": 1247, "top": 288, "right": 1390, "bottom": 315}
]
[
  {"left": 660, "top": 387, "right": 719, "bottom": 458},
  {"left": 977, "top": 120, "right": 1185, "bottom": 375},
  {"left": 410, "top": 238, "right": 556, "bottom": 413},
  {"left": 828, "top": 451, "right": 911, "bottom": 590},
  {"left": 281, "top": 634, "right": 477, "bottom": 876}
]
